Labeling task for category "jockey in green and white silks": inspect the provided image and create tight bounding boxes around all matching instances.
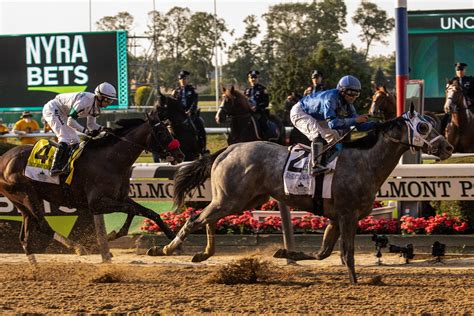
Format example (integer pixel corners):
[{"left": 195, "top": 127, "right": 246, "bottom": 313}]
[
  {"left": 290, "top": 75, "right": 374, "bottom": 174},
  {"left": 42, "top": 82, "right": 117, "bottom": 176}
]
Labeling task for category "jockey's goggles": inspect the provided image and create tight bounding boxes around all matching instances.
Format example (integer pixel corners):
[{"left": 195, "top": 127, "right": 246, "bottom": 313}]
[{"left": 343, "top": 89, "right": 360, "bottom": 97}]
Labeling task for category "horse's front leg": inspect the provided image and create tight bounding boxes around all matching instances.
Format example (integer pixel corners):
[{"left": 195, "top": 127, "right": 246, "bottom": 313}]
[
  {"left": 191, "top": 223, "right": 216, "bottom": 262},
  {"left": 315, "top": 220, "right": 340, "bottom": 260},
  {"left": 93, "top": 214, "right": 112, "bottom": 263},
  {"left": 339, "top": 214, "right": 358, "bottom": 285}
]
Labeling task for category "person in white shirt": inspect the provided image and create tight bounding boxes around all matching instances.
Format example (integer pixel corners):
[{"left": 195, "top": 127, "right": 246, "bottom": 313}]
[{"left": 42, "top": 82, "right": 117, "bottom": 176}]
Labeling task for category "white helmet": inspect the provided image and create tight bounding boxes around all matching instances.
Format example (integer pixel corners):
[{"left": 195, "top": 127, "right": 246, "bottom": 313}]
[{"left": 94, "top": 82, "right": 117, "bottom": 100}]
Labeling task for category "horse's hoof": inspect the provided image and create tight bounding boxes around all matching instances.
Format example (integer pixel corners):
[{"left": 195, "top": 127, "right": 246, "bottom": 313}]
[
  {"left": 102, "top": 252, "right": 113, "bottom": 263},
  {"left": 107, "top": 230, "right": 118, "bottom": 241},
  {"left": 146, "top": 246, "right": 165, "bottom": 256},
  {"left": 273, "top": 249, "right": 287, "bottom": 259},
  {"left": 273, "top": 249, "right": 315, "bottom": 261},
  {"left": 75, "top": 246, "right": 88, "bottom": 256},
  {"left": 191, "top": 252, "right": 210, "bottom": 263}
]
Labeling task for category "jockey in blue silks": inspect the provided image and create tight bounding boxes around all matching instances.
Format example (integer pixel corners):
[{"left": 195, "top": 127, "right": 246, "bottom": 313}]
[{"left": 290, "top": 75, "right": 375, "bottom": 174}]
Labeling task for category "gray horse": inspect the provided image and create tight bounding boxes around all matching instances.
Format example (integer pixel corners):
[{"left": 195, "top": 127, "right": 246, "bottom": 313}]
[{"left": 150, "top": 107, "right": 453, "bottom": 284}]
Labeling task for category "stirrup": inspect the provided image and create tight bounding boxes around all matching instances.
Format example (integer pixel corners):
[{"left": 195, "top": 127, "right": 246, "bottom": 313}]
[{"left": 311, "top": 164, "right": 329, "bottom": 176}]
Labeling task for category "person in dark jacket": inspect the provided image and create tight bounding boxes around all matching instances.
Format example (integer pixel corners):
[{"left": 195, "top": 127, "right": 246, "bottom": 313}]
[
  {"left": 244, "top": 70, "right": 271, "bottom": 139},
  {"left": 172, "top": 70, "right": 208, "bottom": 155}
]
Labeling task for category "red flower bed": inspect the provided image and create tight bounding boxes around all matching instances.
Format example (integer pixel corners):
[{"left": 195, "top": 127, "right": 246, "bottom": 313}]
[
  {"left": 400, "top": 213, "right": 469, "bottom": 235},
  {"left": 141, "top": 205, "right": 471, "bottom": 236}
]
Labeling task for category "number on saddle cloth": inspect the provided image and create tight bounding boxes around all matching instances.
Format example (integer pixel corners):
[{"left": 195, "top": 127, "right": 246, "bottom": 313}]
[{"left": 25, "top": 139, "right": 84, "bottom": 184}]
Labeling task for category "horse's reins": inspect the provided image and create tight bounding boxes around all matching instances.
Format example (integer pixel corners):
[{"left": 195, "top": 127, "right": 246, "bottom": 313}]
[
  {"left": 382, "top": 116, "right": 443, "bottom": 154},
  {"left": 314, "top": 126, "right": 356, "bottom": 158}
]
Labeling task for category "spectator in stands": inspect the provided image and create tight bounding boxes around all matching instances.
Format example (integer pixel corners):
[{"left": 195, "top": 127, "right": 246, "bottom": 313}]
[
  {"left": 172, "top": 70, "right": 208, "bottom": 156},
  {"left": 13, "top": 111, "right": 40, "bottom": 145},
  {"left": 41, "top": 117, "right": 53, "bottom": 133},
  {"left": 0, "top": 118, "right": 9, "bottom": 143}
]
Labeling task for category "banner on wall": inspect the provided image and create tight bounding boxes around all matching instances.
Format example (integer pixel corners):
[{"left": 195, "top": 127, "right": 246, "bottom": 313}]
[{"left": 0, "top": 31, "right": 128, "bottom": 111}]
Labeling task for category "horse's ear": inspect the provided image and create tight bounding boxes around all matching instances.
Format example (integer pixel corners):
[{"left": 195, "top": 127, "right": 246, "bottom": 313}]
[{"left": 409, "top": 102, "right": 415, "bottom": 115}]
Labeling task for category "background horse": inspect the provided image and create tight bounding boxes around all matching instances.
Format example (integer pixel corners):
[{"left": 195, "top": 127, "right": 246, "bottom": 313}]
[
  {"left": 216, "top": 86, "right": 286, "bottom": 145},
  {"left": 0, "top": 111, "right": 184, "bottom": 264},
  {"left": 444, "top": 79, "right": 474, "bottom": 152},
  {"left": 151, "top": 106, "right": 452, "bottom": 284},
  {"left": 156, "top": 91, "right": 202, "bottom": 161},
  {"left": 369, "top": 87, "right": 396, "bottom": 121}
]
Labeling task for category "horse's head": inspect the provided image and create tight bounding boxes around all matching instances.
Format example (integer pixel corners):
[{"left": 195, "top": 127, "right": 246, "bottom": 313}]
[
  {"left": 146, "top": 110, "right": 185, "bottom": 164},
  {"left": 444, "top": 80, "right": 466, "bottom": 114},
  {"left": 215, "top": 86, "right": 252, "bottom": 124},
  {"left": 155, "top": 90, "right": 186, "bottom": 121},
  {"left": 397, "top": 104, "right": 453, "bottom": 160}
]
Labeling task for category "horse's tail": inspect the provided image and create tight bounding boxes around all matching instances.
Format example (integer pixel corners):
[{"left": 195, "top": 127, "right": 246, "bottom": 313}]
[{"left": 173, "top": 147, "right": 227, "bottom": 209}]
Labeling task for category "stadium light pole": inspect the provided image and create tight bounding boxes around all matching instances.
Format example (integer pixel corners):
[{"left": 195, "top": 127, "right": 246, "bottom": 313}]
[
  {"left": 214, "top": 0, "right": 219, "bottom": 110},
  {"left": 89, "top": 0, "right": 92, "bottom": 31}
]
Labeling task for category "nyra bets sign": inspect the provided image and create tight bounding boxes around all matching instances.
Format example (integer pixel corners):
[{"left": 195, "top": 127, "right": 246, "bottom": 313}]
[{"left": 0, "top": 31, "right": 128, "bottom": 110}]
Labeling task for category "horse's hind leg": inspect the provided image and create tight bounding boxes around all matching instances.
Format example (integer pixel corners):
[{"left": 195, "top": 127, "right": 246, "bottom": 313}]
[
  {"left": 191, "top": 223, "right": 216, "bottom": 262},
  {"left": 315, "top": 220, "right": 340, "bottom": 260}
]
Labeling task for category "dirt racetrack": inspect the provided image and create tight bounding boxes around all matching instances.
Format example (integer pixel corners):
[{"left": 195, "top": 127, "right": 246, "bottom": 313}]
[{"left": 0, "top": 249, "right": 473, "bottom": 314}]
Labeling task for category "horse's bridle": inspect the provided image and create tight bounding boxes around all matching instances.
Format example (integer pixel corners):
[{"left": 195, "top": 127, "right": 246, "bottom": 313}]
[{"left": 382, "top": 114, "right": 443, "bottom": 155}]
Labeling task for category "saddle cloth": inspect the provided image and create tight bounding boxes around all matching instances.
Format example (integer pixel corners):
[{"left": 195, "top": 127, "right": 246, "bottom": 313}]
[
  {"left": 283, "top": 143, "right": 338, "bottom": 197},
  {"left": 24, "top": 139, "right": 84, "bottom": 185}
]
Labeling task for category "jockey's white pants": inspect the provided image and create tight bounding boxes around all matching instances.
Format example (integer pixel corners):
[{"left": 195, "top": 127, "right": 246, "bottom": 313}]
[
  {"left": 43, "top": 101, "right": 80, "bottom": 145},
  {"left": 290, "top": 102, "right": 340, "bottom": 144}
]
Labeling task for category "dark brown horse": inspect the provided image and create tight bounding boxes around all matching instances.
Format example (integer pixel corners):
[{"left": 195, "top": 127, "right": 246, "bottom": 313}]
[
  {"left": 0, "top": 110, "right": 184, "bottom": 264},
  {"left": 156, "top": 91, "right": 202, "bottom": 161},
  {"left": 444, "top": 79, "right": 474, "bottom": 152},
  {"left": 215, "top": 86, "right": 286, "bottom": 145}
]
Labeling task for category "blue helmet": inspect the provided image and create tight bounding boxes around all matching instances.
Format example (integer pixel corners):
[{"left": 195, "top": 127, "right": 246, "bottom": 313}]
[{"left": 337, "top": 75, "right": 361, "bottom": 91}]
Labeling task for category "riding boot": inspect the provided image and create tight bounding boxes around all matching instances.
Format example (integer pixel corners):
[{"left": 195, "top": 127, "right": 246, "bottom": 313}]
[
  {"left": 50, "top": 142, "right": 69, "bottom": 176},
  {"left": 311, "top": 140, "right": 328, "bottom": 175}
]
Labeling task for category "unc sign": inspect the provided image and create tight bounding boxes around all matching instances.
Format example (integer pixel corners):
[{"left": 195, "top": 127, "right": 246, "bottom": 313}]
[{"left": 440, "top": 16, "right": 474, "bottom": 30}]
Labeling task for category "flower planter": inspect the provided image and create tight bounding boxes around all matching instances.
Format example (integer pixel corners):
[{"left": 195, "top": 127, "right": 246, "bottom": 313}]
[{"left": 135, "top": 234, "right": 474, "bottom": 255}]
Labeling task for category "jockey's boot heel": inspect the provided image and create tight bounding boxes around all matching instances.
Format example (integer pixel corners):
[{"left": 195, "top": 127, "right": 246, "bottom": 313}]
[
  {"left": 311, "top": 140, "right": 328, "bottom": 175},
  {"left": 50, "top": 142, "right": 69, "bottom": 176}
]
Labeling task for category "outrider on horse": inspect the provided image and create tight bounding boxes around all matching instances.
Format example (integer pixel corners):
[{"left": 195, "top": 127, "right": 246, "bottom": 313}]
[
  {"left": 156, "top": 90, "right": 203, "bottom": 161},
  {"left": 443, "top": 79, "right": 474, "bottom": 152},
  {"left": 149, "top": 105, "right": 453, "bottom": 284},
  {"left": 0, "top": 110, "right": 184, "bottom": 264},
  {"left": 215, "top": 86, "right": 286, "bottom": 145}
]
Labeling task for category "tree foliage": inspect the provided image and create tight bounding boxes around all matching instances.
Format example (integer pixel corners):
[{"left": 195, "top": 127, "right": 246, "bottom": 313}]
[
  {"left": 352, "top": 1, "right": 395, "bottom": 58},
  {"left": 96, "top": 11, "right": 134, "bottom": 31},
  {"left": 147, "top": 7, "right": 229, "bottom": 88}
]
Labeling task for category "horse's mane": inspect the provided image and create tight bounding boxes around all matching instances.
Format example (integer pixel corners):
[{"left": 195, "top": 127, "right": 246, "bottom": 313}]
[
  {"left": 85, "top": 118, "right": 145, "bottom": 149},
  {"left": 342, "top": 118, "right": 403, "bottom": 150}
]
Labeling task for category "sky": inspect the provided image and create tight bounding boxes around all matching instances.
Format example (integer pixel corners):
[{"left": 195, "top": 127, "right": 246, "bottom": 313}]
[{"left": 0, "top": 0, "right": 473, "bottom": 59}]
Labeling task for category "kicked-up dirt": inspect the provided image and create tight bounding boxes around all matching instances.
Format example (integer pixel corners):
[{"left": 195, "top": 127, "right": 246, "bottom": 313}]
[{"left": 0, "top": 249, "right": 473, "bottom": 314}]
